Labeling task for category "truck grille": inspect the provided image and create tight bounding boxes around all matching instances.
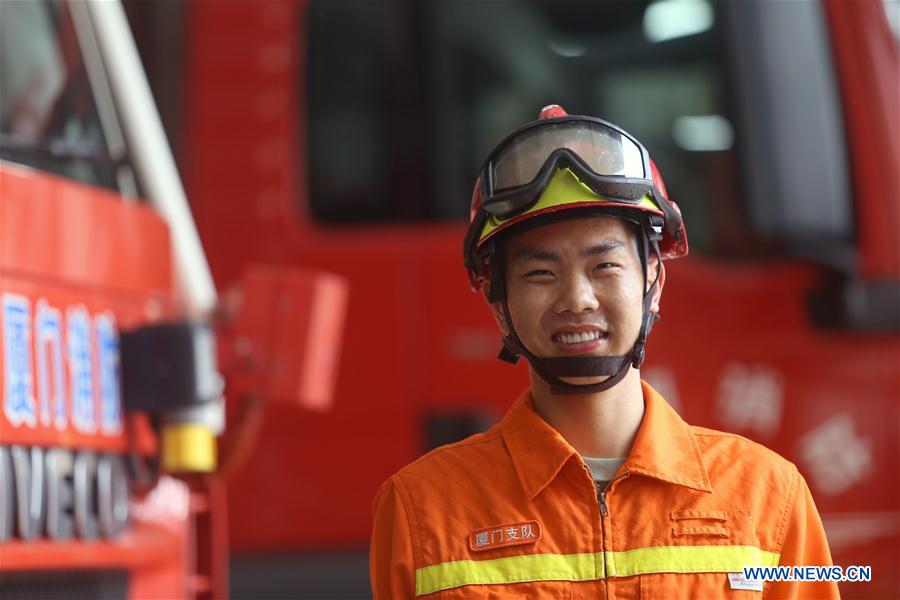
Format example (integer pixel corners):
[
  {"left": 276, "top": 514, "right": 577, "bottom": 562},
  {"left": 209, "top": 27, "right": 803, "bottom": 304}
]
[{"left": 0, "top": 570, "right": 128, "bottom": 600}]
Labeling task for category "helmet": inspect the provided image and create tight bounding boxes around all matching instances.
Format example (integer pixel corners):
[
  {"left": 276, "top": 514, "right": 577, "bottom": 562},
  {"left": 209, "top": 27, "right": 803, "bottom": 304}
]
[{"left": 462, "top": 105, "right": 689, "bottom": 394}]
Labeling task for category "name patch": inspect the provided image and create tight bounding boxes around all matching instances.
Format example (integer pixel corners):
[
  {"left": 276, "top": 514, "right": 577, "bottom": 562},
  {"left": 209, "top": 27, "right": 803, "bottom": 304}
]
[
  {"left": 728, "top": 572, "right": 764, "bottom": 591},
  {"left": 469, "top": 520, "right": 541, "bottom": 552}
]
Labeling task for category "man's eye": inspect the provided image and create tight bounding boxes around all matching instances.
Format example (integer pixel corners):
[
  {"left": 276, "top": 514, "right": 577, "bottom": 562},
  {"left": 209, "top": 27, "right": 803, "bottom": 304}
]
[
  {"left": 524, "top": 269, "right": 553, "bottom": 278},
  {"left": 593, "top": 263, "right": 617, "bottom": 271}
]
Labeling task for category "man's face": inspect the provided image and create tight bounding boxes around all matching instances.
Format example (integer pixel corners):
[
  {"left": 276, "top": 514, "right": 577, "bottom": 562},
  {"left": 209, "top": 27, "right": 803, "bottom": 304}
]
[{"left": 492, "top": 216, "right": 662, "bottom": 383}]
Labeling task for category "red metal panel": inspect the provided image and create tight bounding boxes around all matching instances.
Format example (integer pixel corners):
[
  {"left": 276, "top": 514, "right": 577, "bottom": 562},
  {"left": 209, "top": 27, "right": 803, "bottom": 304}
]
[
  {"left": 0, "top": 521, "right": 184, "bottom": 572},
  {"left": 1, "top": 163, "right": 172, "bottom": 296},
  {"left": 224, "top": 264, "right": 348, "bottom": 410}
]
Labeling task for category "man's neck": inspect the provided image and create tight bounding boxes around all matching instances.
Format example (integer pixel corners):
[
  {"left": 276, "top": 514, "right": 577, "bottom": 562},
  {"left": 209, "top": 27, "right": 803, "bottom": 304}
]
[{"left": 529, "top": 367, "right": 645, "bottom": 459}]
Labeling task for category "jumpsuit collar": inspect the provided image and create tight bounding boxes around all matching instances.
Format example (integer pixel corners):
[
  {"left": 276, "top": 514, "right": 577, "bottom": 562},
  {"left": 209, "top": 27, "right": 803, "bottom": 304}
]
[{"left": 501, "top": 380, "right": 713, "bottom": 501}]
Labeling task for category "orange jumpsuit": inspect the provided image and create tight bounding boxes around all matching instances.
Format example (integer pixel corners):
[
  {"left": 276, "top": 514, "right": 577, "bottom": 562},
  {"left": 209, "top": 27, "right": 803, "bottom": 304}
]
[{"left": 371, "top": 381, "right": 838, "bottom": 599}]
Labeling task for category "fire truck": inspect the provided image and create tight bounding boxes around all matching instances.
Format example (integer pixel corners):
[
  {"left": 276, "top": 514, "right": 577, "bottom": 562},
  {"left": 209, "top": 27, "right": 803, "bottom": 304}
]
[
  {"left": 1, "top": 1, "right": 346, "bottom": 598},
  {"left": 160, "top": 1, "right": 895, "bottom": 598}
]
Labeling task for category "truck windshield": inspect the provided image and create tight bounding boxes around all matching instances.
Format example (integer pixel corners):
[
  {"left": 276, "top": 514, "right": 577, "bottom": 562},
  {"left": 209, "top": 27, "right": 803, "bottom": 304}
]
[{"left": 0, "top": 0, "right": 126, "bottom": 193}]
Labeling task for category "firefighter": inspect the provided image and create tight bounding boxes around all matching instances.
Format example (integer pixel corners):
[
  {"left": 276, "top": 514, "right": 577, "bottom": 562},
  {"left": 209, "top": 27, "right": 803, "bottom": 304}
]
[{"left": 370, "top": 106, "right": 838, "bottom": 598}]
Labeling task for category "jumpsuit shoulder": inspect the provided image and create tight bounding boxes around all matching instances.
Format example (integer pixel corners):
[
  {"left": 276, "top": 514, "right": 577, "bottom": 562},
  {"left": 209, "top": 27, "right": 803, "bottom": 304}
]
[
  {"left": 689, "top": 425, "right": 800, "bottom": 490},
  {"left": 384, "top": 426, "right": 509, "bottom": 492}
]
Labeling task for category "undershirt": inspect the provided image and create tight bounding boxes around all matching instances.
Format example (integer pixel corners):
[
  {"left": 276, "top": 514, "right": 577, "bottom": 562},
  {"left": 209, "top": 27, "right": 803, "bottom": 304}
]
[{"left": 582, "top": 456, "right": 627, "bottom": 490}]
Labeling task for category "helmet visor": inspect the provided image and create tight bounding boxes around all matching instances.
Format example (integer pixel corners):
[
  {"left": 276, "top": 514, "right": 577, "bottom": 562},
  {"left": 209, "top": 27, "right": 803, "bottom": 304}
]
[{"left": 490, "top": 120, "right": 646, "bottom": 192}]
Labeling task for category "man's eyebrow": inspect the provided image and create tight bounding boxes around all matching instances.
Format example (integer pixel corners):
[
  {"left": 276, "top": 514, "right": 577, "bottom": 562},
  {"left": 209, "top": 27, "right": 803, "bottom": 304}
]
[
  {"left": 511, "top": 247, "right": 560, "bottom": 262},
  {"left": 511, "top": 239, "right": 627, "bottom": 263},
  {"left": 583, "top": 240, "right": 627, "bottom": 257}
]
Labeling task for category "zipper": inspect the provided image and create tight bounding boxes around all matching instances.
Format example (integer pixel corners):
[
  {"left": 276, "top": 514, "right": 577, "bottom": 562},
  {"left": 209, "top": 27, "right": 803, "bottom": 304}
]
[
  {"left": 580, "top": 462, "right": 607, "bottom": 594},
  {"left": 599, "top": 489, "right": 609, "bottom": 600},
  {"left": 596, "top": 469, "right": 629, "bottom": 599},
  {"left": 597, "top": 470, "right": 629, "bottom": 517}
]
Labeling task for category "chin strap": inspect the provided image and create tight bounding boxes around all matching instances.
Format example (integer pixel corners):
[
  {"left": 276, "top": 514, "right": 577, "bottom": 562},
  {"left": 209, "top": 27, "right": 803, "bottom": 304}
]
[{"left": 495, "top": 216, "right": 662, "bottom": 395}]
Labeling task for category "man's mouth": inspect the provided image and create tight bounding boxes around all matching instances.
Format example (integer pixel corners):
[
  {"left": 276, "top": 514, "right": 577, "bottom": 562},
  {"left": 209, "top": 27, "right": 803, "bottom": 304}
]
[{"left": 552, "top": 330, "right": 604, "bottom": 345}]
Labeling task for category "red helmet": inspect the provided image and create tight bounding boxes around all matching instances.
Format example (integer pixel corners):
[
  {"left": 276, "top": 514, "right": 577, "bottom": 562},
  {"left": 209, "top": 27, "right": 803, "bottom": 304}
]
[
  {"left": 463, "top": 105, "right": 688, "bottom": 291},
  {"left": 462, "top": 105, "right": 690, "bottom": 395}
]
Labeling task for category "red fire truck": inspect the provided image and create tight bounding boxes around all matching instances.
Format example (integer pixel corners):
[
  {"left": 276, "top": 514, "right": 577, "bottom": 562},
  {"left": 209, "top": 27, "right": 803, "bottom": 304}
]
[
  {"left": 1, "top": 1, "right": 345, "bottom": 598},
  {"left": 164, "top": 1, "right": 896, "bottom": 597}
]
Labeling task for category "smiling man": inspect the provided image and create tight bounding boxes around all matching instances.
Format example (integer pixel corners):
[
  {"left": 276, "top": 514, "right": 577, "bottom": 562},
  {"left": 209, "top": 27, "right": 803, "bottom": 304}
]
[{"left": 370, "top": 106, "right": 837, "bottom": 599}]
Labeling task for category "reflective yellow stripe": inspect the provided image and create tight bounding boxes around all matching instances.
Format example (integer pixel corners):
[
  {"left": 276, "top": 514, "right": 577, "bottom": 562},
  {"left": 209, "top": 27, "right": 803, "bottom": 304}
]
[
  {"left": 416, "top": 552, "right": 599, "bottom": 597},
  {"left": 415, "top": 546, "right": 780, "bottom": 596},
  {"left": 608, "top": 545, "right": 781, "bottom": 577}
]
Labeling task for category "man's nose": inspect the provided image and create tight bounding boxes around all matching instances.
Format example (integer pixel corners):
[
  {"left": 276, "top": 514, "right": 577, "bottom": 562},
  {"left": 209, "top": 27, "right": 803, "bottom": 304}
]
[{"left": 554, "top": 274, "right": 600, "bottom": 314}]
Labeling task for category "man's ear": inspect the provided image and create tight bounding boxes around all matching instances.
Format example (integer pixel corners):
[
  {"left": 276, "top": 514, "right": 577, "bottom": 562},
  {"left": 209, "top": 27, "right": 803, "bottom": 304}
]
[
  {"left": 647, "top": 256, "right": 666, "bottom": 314},
  {"left": 482, "top": 286, "right": 509, "bottom": 335}
]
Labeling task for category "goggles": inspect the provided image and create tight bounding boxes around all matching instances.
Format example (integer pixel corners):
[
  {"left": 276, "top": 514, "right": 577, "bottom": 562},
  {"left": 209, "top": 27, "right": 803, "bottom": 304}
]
[{"left": 479, "top": 116, "right": 659, "bottom": 220}]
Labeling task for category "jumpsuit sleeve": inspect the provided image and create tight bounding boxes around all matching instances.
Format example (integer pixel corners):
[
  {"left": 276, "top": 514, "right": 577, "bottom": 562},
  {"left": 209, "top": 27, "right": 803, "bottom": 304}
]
[
  {"left": 766, "top": 470, "right": 840, "bottom": 599},
  {"left": 370, "top": 477, "right": 417, "bottom": 599}
]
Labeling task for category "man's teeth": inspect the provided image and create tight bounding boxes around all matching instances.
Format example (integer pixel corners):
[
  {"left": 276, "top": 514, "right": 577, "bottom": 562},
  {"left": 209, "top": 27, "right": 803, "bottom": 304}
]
[{"left": 554, "top": 331, "right": 601, "bottom": 344}]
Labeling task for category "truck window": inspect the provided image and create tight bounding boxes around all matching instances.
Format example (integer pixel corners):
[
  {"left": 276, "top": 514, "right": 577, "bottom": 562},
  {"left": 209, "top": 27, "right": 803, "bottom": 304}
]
[
  {"left": 0, "top": 0, "right": 133, "bottom": 194},
  {"left": 307, "top": 0, "right": 765, "bottom": 257}
]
